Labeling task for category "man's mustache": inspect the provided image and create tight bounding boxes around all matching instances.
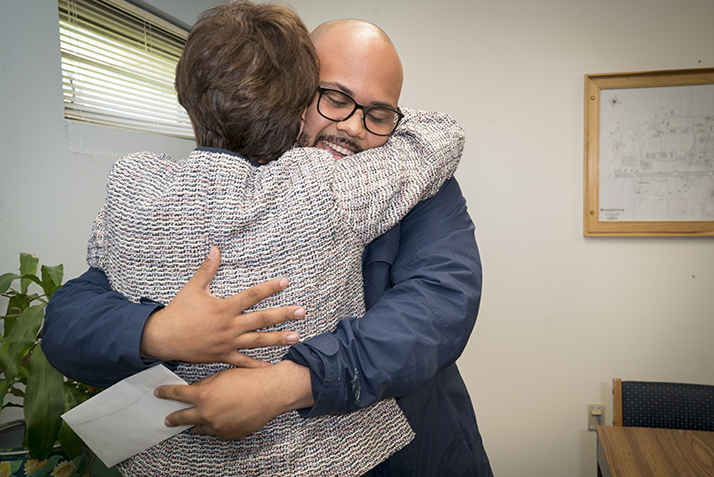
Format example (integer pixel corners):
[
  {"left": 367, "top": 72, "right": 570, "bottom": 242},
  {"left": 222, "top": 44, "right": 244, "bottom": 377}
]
[{"left": 315, "top": 135, "right": 362, "bottom": 153}]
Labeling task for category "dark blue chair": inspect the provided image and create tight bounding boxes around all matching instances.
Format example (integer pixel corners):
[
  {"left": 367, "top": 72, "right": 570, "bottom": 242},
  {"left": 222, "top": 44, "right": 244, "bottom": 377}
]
[{"left": 613, "top": 378, "right": 714, "bottom": 431}]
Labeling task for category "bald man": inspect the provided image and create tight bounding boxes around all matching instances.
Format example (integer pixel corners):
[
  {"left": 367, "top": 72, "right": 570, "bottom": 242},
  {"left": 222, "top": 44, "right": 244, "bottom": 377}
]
[
  {"left": 42, "top": 18, "right": 492, "bottom": 477},
  {"left": 298, "top": 20, "right": 404, "bottom": 156}
]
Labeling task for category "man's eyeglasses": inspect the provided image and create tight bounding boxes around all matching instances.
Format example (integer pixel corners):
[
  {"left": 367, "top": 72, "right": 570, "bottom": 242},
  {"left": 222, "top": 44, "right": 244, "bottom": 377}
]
[{"left": 316, "top": 87, "right": 403, "bottom": 137}]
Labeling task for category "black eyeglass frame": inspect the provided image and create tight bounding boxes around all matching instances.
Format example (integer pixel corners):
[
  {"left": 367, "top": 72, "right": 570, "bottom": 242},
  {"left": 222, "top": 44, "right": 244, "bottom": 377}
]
[{"left": 316, "top": 87, "right": 404, "bottom": 137}]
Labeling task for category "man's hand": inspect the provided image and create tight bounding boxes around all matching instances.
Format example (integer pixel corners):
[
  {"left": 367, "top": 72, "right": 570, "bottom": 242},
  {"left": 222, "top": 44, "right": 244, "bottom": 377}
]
[
  {"left": 155, "top": 360, "right": 314, "bottom": 440},
  {"left": 140, "top": 246, "right": 305, "bottom": 367}
]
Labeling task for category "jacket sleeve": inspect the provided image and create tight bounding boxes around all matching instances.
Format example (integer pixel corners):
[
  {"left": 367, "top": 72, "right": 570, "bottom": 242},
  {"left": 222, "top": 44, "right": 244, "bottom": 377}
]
[
  {"left": 41, "top": 267, "right": 169, "bottom": 388},
  {"left": 330, "top": 108, "right": 464, "bottom": 245},
  {"left": 284, "top": 178, "right": 482, "bottom": 416}
]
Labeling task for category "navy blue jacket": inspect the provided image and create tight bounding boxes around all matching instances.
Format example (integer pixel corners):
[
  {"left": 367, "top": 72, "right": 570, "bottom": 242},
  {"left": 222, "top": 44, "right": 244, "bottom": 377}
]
[{"left": 42, "top": 178, "right": 492, "bottom": 476}]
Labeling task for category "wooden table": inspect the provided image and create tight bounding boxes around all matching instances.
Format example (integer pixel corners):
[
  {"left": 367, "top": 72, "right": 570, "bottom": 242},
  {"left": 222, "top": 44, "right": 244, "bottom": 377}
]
[{"left": 596, "top": 425, "right": 714, "bottom": 476}]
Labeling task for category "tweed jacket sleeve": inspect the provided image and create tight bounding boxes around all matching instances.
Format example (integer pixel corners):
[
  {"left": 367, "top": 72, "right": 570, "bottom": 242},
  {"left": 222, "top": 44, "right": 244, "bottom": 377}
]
[{"left": 328, "top": 107, "right": 464, "bottom": 245}]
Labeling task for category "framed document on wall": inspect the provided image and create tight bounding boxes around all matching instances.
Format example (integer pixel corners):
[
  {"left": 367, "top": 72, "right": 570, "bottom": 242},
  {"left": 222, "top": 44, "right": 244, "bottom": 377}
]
[{"left": 584, "top": 68, "right": 714, "bottom": 236}]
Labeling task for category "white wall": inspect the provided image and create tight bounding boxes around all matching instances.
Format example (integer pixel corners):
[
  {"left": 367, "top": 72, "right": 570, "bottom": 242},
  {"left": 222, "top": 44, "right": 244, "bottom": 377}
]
[{"left": 2, "top": 1, "right": 713, "bottom": 476}]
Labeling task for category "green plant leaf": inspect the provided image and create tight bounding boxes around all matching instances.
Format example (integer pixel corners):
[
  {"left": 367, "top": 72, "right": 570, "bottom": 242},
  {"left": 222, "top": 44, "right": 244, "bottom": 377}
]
[
  {"left": 58, "top": 420, "right": 83, "bottom": 458},
  {"left": 0, "top": 304, "right": 45, "bottom": 384},
  {"left": 20, "top": 253, "right": 39, "bottom": 274},
  {"left": 90, "top": 455, "right": 123, "bottom": 476},
  {"left": 65, "top": 383, "right": 90, "bottom": 408},
  {"left": 1, "top": 377, "right": 21, "bottom": 410},
  {"left": 19, "top": 253, "right": 39, "bottom": 295},
  {"left": 18, "top": 362, "right": 31, "bottom": 381},
  {"left": 58, "top": 385, "right": 85, "bottom": 458},
  {"left": 3, "top": 315, "right": 16, "bottom": 339},
  {"left": 25, "top": 346, "right": 65, "bottom": 460},
  {"left": 3, "top": 292, "right": 23, "bottom": 338},
  {"left": 24, "top": 274, "right": 44, "bottom": 291},
  {"left": 5, "top": 293, "right": 33, "bottom": 336},
  {"left": 26, "top": 454, "right": 63, "bottom": 477},
  {"left": 71, "top": 452, "right": 91, "bottom": 477},
  {"left": 0, "top": 378, "right": 8, "bottom": 407},
  {"left": 25, "top": 291, "right": 42, "bottom": 303},
  {"left": 9, "top": 386, "right": 25, "bottom": 397},
  {"left": 41, "top": 264, "right": 64, "bottom": 299},
  {"left": 7, "top": 459, "right": 22, "bottom": 474},
  {"left": 0, "top": 272, "right": 20, "bottom": 295}
]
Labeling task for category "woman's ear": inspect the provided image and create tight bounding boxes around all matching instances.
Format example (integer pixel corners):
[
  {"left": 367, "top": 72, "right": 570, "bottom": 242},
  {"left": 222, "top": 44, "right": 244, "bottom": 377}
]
[{"left": 298, "top": 109, "right": 306, "bottom": 137}]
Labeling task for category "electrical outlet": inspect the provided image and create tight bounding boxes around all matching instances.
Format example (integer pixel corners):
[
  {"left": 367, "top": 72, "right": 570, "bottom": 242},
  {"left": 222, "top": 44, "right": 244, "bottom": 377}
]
[{"left": 587, "top": 403, "right": 604, "bottom": 431}]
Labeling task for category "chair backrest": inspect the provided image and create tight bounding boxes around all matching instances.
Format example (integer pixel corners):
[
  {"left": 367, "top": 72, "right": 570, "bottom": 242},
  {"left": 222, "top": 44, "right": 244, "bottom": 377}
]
[{"left": 612, "top": 378, "right": 714, "bottom": 431}]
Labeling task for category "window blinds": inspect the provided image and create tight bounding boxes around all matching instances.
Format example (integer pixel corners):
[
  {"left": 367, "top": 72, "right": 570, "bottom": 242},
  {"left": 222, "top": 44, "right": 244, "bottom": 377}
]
[{"left": 58, "top": 0, "right": 193, "bottom": 138}]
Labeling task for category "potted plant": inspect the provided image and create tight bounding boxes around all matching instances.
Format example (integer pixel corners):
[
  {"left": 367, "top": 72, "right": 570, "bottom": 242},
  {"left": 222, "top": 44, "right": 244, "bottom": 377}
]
[{"left": 0, "top": 253, "right": 117, "bottom": 476}]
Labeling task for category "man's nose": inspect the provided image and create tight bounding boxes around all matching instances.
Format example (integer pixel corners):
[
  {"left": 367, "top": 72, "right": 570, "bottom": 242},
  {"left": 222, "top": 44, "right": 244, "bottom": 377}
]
[{"left": 335, "top": 110, "right": 367, "bottom": 139}]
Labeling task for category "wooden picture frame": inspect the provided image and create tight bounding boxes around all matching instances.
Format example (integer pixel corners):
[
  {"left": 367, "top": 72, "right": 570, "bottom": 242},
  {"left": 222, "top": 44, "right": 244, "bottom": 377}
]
[{"left": 584, "top": 68, "right": 714, "bottom": 236}]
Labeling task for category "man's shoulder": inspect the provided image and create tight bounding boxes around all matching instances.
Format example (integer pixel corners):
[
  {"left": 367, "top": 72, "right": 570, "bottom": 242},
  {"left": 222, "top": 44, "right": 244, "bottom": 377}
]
[
  {"left": 364, "top": 178, "right": 471, "bottom": 261},
  {"left": 406, "top": 177, "right": 466, "bottom": 221},
  {"left": 397, "top": 176, "right": 476, "bottom": 258}
]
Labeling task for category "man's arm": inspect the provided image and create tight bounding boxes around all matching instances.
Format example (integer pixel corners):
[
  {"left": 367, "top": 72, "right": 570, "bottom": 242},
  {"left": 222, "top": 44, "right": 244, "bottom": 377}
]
[
  {"left": 156, "top": 360, "right": 314, "bottom": 440},
  {"left": 41, "top": 267, "right": 159, "bottom": 388},
  {"left": 41, "top": 248, "right": 305, "bottom": 388},
  {"left": 286, "top": 177, "right": 481, "bottom": 415}
]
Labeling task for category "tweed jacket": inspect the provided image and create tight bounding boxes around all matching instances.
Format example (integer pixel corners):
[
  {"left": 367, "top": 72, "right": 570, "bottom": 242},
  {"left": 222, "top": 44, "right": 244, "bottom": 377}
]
[{"left": 86, "top": 108, "right": 463, "bottom": 476}]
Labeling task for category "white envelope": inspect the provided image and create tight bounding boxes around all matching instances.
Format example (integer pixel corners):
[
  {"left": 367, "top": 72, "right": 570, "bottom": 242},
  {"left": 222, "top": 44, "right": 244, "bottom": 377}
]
[{"left": 61, "top": 365, "right": 194, "bottom": 467}]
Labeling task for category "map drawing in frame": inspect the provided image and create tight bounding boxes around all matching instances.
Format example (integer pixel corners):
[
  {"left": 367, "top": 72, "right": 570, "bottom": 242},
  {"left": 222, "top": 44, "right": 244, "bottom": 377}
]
[{"left": 584, "top": 68, "right": 714, "bottom": 236}]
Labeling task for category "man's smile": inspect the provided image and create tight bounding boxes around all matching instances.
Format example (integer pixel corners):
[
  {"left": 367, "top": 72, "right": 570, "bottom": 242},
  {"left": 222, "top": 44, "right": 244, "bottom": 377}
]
[{"left": 317, "top": 136, "right": 361, "bottom": 158}]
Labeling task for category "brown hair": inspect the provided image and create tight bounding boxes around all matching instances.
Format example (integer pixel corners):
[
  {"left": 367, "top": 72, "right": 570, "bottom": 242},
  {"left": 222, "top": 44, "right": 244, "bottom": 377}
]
[{"left": 175, "top": 1, "right": 319, "bottom": 163}]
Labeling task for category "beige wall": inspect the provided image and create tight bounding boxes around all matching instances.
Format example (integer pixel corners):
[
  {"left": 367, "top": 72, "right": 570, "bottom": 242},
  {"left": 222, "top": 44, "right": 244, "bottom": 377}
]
[{"left": 2, "top": 1, "right": 714, "bottom": 475}]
